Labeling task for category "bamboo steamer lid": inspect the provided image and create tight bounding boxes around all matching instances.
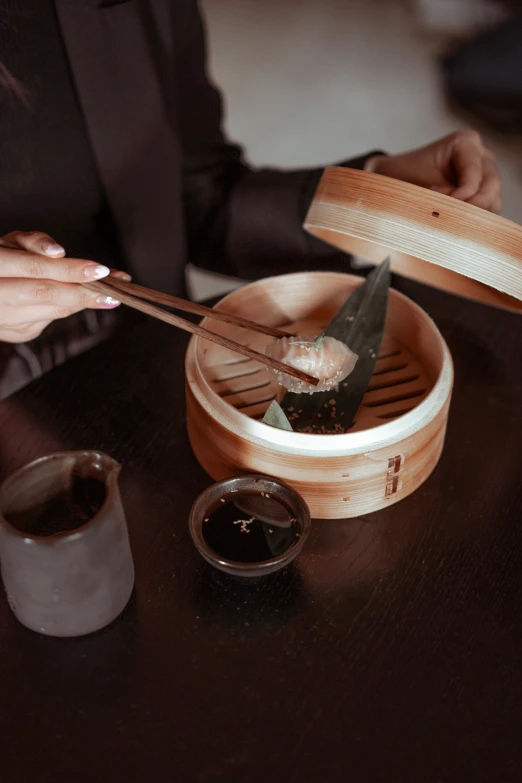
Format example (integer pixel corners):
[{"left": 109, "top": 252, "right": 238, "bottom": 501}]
[{"left": 304, "top": 167, "right": 522, "bottom": 312}]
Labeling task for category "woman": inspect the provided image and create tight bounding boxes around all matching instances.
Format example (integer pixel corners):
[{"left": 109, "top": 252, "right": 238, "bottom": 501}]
[{"left": 0, "top": 0, "right": 502, "bottom": 397}]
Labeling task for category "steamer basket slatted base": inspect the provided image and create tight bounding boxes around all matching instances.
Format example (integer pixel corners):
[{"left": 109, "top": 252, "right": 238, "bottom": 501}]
[{"left": 186, "top": 272, "right": 453, "bottom": 519}]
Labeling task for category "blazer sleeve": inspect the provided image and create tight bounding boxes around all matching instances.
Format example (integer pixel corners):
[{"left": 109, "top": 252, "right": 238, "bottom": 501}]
[{"left": 176, "top": 1, "right": 383, "bottom": 280}]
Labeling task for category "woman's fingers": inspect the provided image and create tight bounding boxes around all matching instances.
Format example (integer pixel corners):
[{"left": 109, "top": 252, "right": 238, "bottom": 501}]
[
  {"left": 430, "top": 185, "right": 453, "bottom": 195},
  {"left": 0, "top": 298, "right": 119, "bottom": 341},
  {"left": 369, "top": 130, "right": 502, "bottom": 215},
  {"left": 490, "top": 194, "right": 503, "bottom": 214},
  {"left": 109, "top": 268, "right": 132, "bottom": 282},
  {"left": 465, "top": 154, "right": 502, "bottom": 212},
  {"left": 0, "top": 231, "right": 129, "bottom": 281},
  {"left": 430, "top": 143, "right": 502, "bottom": 213},
  {"left": 2, "top": 230, "right": 66, "bottom": 257},
  {"left": 0, "top": 245, "right": 112, "bottom": 283},
  {"left": 1, "top": 301, "right": 118, "bottom": 325},
  {"left": 0, "top": 319, "right": 54, "bottom": 344},
  {"left": 0, "top": 231, "right": 127, "bottom": 343},
  {"left": 447, "top": 135, "right": 502, "bottom": 212},
  {"left": 447, "top": 133, "right": 485, "bottom": 202},
  {"left": 0, "top": 279, "right": 120, "bottom": 313}
]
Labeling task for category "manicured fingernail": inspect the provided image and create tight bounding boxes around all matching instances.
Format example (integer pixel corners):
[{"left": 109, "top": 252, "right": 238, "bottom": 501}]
[
  {"left": 42, "top": 240, "right": 65, "bottom": 257},
  {"left": 96, "top": 296, "right": 120, "bottom": 308},
  {"left": 85, "top": 264, "right": 111, "bottom": 281},
  {"left": 110, "top": 269, "right": 132, "bottom": 282}
]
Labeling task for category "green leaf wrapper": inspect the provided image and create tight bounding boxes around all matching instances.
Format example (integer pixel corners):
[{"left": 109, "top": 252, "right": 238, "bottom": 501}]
[
  {"left": 281, "top": 258, "right": 391, "bottom": 433},
  {"left": 262, "top": 400, "right": 293, "bottom": 431}
]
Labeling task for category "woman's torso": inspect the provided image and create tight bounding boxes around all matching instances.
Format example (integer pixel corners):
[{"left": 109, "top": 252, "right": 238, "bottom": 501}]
[{"left": 0, "top": 0, "right": 126, "bottom": 269}]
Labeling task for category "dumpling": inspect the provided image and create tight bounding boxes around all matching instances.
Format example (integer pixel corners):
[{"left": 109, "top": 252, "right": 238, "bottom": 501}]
[{"left": 265, "top": 335, "right": 358, "bottom": 394}]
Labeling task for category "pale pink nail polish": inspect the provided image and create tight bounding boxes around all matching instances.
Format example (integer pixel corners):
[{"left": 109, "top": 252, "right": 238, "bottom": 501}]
[
  {"left": 96, "top": 296, "right": 120, "bottom": 308},
  {"left": 110, "top": 270, "right": 132, "bottom": 282},
  {"left": 42, "top": 240, "right": 65, "bottom": 257},
  {"left": 85, "top": 265, "right": 111, "bottom": 281}
]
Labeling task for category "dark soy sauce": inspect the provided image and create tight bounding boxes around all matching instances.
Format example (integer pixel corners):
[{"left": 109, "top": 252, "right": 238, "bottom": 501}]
[
  {"left": 6, "top": 475, "right": 106, "bottom": 537},
  {"left": 202, "top": 492, "right": 298, "bottom": 563}
]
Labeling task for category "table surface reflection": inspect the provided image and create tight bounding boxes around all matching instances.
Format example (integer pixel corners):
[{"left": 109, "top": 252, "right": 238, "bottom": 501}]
[{"left": 0, "top": 274, "right": 522, "bottom": 783}]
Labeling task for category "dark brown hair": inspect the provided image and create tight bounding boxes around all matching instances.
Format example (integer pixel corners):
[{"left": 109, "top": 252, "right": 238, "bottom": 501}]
[{"left": 0, "top": 61, "right": 29, "bottom": 105}]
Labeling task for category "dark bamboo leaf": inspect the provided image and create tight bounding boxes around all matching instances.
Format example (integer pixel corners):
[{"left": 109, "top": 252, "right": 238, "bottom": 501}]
[
  {"left": 281, "top": 258, "right": 391, "bottom": 433},
  {"left": 262, "top": 400, "right": 293, "bottom": 431}
]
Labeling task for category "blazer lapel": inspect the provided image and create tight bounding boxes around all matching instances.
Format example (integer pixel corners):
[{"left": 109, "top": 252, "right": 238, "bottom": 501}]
[{"left": 55, "top": 0, "right": 186, "bottom": 293}]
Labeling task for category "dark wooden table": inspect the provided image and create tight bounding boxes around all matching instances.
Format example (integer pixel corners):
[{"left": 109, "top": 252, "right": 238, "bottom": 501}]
[{"left": 1, "top": 276, "right": 522, "bottom": 783}]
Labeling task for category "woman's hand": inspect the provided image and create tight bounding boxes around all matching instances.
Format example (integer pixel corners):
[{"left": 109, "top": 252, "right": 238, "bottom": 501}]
[
  {"left": 0, "top": 231, "right": 129, "bottom": 343},
  {"left": 370, "top": 130, "right": 502, "bottom": 214}
]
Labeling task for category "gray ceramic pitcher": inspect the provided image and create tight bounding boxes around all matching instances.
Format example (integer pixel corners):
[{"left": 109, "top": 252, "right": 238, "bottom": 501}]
[{"left": 0, "top": 451, "right": 134, "bottom": 637}]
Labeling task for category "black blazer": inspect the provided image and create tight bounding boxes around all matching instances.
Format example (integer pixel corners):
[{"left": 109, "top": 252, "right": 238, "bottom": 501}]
[{"left": 55, "top": 0, "right": 376, "bottom": 294}]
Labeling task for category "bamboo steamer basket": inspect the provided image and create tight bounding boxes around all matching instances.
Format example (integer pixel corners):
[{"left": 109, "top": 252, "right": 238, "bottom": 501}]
[{"left": 186, "top": 168, "right": 522, "bottom": 519}]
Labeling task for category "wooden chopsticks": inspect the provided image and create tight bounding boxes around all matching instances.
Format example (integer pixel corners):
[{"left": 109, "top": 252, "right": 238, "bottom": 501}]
[
  {"left": 107, "top": 278, "right": 291, "bottom": 339},
  {"left": 84, "top": 279, "right": 319, "bottom": 388}
]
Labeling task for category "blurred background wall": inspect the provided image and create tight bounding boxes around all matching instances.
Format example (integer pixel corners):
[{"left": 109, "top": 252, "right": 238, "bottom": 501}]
[{"left": 188, "top": 0, "right": 522, "bottom": 300}]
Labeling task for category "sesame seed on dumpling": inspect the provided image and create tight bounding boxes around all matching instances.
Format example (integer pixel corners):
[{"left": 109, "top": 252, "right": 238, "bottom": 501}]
[{"left": 265, "top": 335, "right": 358, "bottom": 394}]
